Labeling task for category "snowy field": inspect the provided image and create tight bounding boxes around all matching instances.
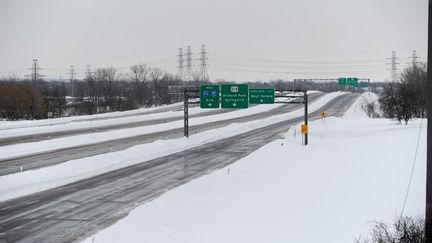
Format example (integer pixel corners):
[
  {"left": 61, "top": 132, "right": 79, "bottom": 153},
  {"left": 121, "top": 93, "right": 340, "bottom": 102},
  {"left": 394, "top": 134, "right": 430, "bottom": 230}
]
[
  {"left": 0, "top": 92, "right": 341, "bottom": 201},
  {"left": 81, "top": 92, "right": 426, "bottom": 243}
]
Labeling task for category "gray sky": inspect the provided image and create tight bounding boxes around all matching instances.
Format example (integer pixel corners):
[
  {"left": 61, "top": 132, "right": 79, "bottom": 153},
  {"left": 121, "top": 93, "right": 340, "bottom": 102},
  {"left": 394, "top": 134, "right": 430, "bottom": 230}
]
[{"left": 0, "top": 0, "right": 428, "bottom": 82}]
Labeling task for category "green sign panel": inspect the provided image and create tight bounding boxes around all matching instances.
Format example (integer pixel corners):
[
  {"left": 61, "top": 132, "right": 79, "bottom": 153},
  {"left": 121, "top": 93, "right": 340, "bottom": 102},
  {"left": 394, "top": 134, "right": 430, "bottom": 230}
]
[
  {"left": 360, "top": 82, "right": 368, "bottom": 87},
  {"left": 200, "top": 84, "right": 219, "bottom": 108},
  {"left": 221, "top": 84, "right": 249, "bottom": 108},
  {"left": 347, "top": 77, "right": 358, "bottom": 86},
  {"left": 249, "top": 88, "right": 275, "bottom": 104},
  {"left": 338, "top": 78, "right": 347, "bottom": 86}
]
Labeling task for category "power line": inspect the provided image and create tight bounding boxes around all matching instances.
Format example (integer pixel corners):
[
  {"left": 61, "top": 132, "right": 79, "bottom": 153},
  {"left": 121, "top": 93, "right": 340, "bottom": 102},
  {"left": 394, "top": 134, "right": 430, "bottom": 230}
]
[
  {"left": 400, "top": 119, "right": 424, "bottom": 217},
  {"left": 212, "top": 53, "right": 387, "bottom": 64}
]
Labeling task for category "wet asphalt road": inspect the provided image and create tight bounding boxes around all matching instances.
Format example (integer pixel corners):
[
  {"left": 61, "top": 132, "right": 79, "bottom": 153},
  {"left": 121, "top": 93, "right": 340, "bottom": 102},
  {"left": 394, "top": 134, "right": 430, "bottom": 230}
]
[
  {"left": 0, "top": 93, "right": 358, "bottom": 243},
  {"left": 0, "top": 94, "right": 325, "bottom": 176}
]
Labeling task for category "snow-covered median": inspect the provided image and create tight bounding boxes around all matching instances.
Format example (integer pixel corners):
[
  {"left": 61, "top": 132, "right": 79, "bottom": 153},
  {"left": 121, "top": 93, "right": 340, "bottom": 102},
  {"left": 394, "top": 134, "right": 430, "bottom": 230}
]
[
  {"left": 0, "top": 106, "right": 202, "bottom": 139},
  {"left": 0, "top": 92, "right": 329, "bottom": 161},
  {"left": 0, "top": 92, "right": 344, "bottom": 201},
  {"left": 81, "top": 101, "right": 426, "bottom": 243},
  {"left": 0, "top": 102, "right": 183, "bottom": 131}
]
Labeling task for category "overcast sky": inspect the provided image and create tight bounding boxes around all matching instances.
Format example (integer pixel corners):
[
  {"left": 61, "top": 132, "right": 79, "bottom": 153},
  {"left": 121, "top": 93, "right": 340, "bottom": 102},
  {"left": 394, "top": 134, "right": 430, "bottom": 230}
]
[{"left": 0, "top": 0, "right": 428, "bottom": 82}]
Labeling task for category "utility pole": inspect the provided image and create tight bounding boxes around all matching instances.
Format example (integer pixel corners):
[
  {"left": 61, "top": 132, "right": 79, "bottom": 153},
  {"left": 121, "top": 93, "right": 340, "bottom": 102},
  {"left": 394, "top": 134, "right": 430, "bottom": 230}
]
[
  {"left": 410, "top": 50, "right": 418, "bottom": 68},
  {"left": 69, "top": 65, "right": 77, "bottom": 97},
  {"left": 185, "top": 45, "right": 193, "bottom": 84},
  {"left": 26, "top": 59, "right": 44, "bottom": 82},
  {"left": 304, "top": 91, "right": 308, "bottom": 146},
  {"left": 199, "top": 44, "right": 209, "bottom": 81},
  {"left": 177, "top": 48, "right": 185, "bottom": 84},
  {"left": 425, "top": 1, "right": 432, "bottom": 241}
]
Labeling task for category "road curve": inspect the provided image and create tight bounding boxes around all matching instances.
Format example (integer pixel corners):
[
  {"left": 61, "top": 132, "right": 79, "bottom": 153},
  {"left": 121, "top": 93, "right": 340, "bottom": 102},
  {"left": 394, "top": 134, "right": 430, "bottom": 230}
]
[
  {"left": 0, "top": 93, "right": 325, "bottom": 176},
  {"left": 0, "top": 93, "right": 359, "bottom": 243}
]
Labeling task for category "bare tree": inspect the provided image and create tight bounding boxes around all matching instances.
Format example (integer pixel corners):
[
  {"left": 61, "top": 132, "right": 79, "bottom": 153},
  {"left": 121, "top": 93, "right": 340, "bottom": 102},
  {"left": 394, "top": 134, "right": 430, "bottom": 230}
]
[{"left": 129, "top": 64, "right": 150, "bottom": 105}]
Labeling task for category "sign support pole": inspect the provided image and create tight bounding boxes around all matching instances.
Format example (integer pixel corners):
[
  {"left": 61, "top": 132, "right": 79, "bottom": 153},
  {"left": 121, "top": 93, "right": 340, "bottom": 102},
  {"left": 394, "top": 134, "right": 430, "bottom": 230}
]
[
  {"left": 425, "top": 0, "right": 432, "bottom": 241},
  {"left": 304, "top": 91, "right": 308, "bottom": 146},
  {"left": 184, "top": 88, "right": 189, "bottom": 137}
]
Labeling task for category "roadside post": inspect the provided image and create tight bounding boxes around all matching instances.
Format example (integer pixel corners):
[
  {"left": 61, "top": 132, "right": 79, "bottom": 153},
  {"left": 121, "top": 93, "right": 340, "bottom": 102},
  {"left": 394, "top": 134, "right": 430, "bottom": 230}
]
[
  {"left": 304, "top": 91, "right": 308, "bottom": 145},
  {"left": 183, "top": 86, "right": 200, "bottom": 137},
  {"left": 425, "top": 0, "right": 432, "bottom": 241}
]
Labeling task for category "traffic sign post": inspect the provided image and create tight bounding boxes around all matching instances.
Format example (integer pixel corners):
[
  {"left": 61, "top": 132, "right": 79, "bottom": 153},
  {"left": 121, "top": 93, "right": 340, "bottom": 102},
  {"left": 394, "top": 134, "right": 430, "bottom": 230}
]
[
  {"left": 249, "top": 88, "right": 275, "bottom": 104},
  {"left": 200, "top": 84, "right": 219, "bottom": 108},
  {"left": 304, "top": 91, "right": 308, "bottom": 146},
  {"left": 221, "top": 84, "right": 249, "bottom": 108}
]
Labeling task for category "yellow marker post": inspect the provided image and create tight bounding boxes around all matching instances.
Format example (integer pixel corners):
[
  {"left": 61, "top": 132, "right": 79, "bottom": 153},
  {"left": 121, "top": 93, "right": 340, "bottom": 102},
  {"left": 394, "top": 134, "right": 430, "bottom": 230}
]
[{"left": 301, "top": 124, "right": 308, "bottom": 134}]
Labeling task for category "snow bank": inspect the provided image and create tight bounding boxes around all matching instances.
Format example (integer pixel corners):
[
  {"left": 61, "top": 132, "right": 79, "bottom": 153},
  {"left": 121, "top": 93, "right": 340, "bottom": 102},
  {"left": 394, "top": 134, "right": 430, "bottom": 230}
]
[
  {"left": 81, "top": 117, "right": 426, "bottom": 243},
  {"left": 0, "top": 92, "right": 346, "bottom": 201},
  {"left": 0, "top": 106, "right": 203, "bottom": 139},
  {"left": 0, "top": 92, "right": 333, "bottom": 161},
  {"left": 344, "top": 92, "right": 381, "bottom": 118},
  {"left": 0, "top": 102, "right": 183, "bottom": 130}
]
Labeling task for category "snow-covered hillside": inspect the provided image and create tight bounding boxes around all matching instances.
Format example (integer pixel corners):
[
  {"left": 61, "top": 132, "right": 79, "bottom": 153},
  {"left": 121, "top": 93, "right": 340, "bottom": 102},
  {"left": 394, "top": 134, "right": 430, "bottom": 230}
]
[{"left": 81, "top": 92, "right": 426, "bottom": 243}]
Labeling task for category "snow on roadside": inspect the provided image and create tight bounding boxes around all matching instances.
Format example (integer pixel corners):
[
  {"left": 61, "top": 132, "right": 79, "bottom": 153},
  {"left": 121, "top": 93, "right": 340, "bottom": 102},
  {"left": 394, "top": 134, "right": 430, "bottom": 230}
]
[
  {"left": 0, "top": 102, "right": 183, "bottom": 130},
  {"left": 81, "top": 115, "right": 426, "bottom": 243},
  {"left": 344, "top": 92, "right": 381, "bottom": 118},
  {"left": 0, "top": 90, "right": 321, "bottom": 136},
  {"left": 0, "top": 92, "right": 343, "bottom": 202},
  {"left": 0, "top": 105, "right": 207, "bottom": 139},
  {"left": 0, "top": 92, "right": 329, "bottom": 161}
]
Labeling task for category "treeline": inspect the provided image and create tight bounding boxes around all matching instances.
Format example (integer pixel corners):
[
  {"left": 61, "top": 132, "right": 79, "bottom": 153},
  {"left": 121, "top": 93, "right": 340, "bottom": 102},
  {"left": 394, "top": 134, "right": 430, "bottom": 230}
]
[
  {"left": 379, "top": 64, "right": 427, "bottom": 124},
  {"left": 0, "top": 64, "right": 183, "bottom": 120},
  {"left": 1, "top": 62, "right": 376, "bottom": 121}
]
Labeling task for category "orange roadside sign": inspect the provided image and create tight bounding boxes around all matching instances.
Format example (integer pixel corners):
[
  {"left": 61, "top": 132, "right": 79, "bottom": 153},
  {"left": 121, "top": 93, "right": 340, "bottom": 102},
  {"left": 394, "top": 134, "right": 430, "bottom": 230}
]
[{"left": 301, "top": 124, "right": 308, "bottom": 134}]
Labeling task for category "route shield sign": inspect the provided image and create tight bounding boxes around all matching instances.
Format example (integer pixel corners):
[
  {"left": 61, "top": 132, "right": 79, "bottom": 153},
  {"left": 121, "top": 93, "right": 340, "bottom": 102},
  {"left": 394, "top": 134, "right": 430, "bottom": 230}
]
[
  {"left": 249, "top": 88, "right": 274, "bottom": 104},
  {"left": 221, "top": 84, "right": 248, "bottom": 108},
  {"left": 338, "top": 78, "right": 347, "bottom": 86},
  {"left": 347, "top": 77, "right": 358, "bottom": 86},
  {"left": 200, "top": 84, "right": 219, "bottom": 108}
]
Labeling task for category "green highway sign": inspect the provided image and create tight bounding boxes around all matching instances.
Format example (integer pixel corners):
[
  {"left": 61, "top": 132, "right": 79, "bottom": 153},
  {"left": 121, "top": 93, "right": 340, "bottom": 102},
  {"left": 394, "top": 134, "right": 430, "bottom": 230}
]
[
  {"left": 360, "top": 82, "right": 368, "bottom": 87},
  {"left": 347, "top": 77, "right": 358, "bottom": 86},
  {"left": 249, "top": 88, "right": 275, "bottom": 104},
  {"left": 221, "top": 84, "right": 249, "bottom": 108},
  {"left": 338, "top": 78, "right": 347, "bottom": 86},
  {"left": 200, "top": 84, "right": 220, "bottom": 108}
]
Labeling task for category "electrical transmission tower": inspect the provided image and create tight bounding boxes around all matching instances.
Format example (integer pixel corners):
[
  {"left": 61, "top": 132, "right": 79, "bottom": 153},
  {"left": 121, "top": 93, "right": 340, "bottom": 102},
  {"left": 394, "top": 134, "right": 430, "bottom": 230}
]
[
  {"left": 410, "top": 50, "right": 418, "bottom": 68},
  {"left": 68, "top": 65, "right": 77, "bottom": 97},
  {"left": 26, "top": 59, "right": 44, "bottom": 82},
  {"left": 177, "top": 48, "right": 185, "bottom": 82},
  {"left": 185, "top": 45, "right": 193, "bottom": 83},
  {"left": 386, "top": 51, "right": 399, "bottom": 82},
  {"left": 85, "top": 65, "right": 93, "bottom": 79},
  {"left": 199, "top": 45, "right": 209, "bottom": 81}
]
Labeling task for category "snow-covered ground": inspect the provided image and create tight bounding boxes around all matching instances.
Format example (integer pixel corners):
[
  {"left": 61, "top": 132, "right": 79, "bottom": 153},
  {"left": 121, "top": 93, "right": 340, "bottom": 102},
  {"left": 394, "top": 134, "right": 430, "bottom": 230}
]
[
  {"left": 0, "top": 105, "right": 204, "bottom": 139},
  {"left": 0, "top": 92, "right": 343, "bottom": 201},
  {"left": 0, "top": 91, "right": 321, "bottom": 137},
  {"left": 0, "top": 92, "right": 328, "bottom": 161},
  {"left": 0, "top": 102, "right": 183, "bottom": 130},
  {"left": 80, "top": 92, "right": 426, "bottom": 243}
]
